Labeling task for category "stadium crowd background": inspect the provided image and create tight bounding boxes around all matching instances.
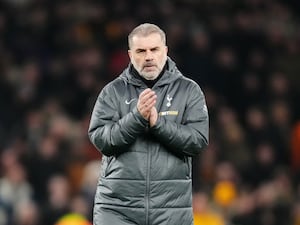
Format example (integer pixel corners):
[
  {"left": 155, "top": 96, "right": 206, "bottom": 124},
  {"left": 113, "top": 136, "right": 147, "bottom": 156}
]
[{"left": 0, "top": 0, "right": 300, "bottom": 224}]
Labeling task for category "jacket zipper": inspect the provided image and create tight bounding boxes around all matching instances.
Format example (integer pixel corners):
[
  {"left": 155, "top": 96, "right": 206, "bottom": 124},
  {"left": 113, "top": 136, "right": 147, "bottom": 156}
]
[{"left": 145, "top": 143, "right": 151, "bottom": 225}]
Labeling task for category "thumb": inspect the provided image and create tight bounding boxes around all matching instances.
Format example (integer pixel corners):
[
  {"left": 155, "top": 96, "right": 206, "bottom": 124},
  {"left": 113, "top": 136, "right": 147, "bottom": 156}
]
[{"left": 149, "top": 107, "right": 158, "bottom": 127}]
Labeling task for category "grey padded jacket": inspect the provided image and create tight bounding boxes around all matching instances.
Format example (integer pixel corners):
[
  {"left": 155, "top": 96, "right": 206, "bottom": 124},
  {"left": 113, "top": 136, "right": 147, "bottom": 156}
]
[{"left": 88, "top": 58, "right": 209, "bottom": 225}]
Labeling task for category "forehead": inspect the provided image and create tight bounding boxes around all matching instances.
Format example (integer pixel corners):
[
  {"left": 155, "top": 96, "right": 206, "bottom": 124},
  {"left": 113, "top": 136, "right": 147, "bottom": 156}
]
[{"left": 131, "top": 33, "right": 164, "bottom": 49}]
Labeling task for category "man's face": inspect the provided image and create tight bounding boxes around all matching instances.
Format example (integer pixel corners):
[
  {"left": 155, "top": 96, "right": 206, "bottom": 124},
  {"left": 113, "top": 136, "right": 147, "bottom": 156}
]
[{"left": 128, "top": 33, "right": 168, "bottom": 80}]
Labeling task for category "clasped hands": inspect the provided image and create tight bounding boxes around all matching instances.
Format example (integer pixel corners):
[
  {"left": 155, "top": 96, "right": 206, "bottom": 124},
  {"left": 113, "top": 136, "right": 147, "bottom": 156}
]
[{"left": 137, "top": 88, "right": 158, "bottom": 127}]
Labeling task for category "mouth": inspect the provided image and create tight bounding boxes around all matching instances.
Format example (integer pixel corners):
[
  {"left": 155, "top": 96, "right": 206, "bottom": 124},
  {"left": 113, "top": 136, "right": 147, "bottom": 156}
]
[{"left": 143, "top": 64, "right": 156, "bottom": 71}]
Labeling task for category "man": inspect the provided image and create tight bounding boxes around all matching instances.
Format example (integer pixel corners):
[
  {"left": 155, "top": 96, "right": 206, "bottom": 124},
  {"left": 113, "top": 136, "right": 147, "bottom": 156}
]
[{"left": 88, "top": 23, "right": 209, "bottom": 225}]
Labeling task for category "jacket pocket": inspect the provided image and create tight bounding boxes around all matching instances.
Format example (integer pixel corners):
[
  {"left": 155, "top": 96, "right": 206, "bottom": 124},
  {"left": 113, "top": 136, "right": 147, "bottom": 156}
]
[{"left": 161, "top": 153, "right": 191, "bottom": 180}]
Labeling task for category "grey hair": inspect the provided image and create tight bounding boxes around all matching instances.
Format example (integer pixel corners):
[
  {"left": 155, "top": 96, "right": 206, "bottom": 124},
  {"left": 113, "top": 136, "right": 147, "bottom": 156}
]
[{"left": 128, "top": 23, "right": 166, "bottom": 49}]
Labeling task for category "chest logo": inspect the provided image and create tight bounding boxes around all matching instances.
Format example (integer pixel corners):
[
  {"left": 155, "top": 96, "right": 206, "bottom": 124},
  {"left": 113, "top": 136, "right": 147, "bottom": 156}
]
[
  {"left": 166, "top": 95, "right": 173, "bottom": 107},
  {"left": 159, "top": 111, "right": 178, "bottom": 116},
  {"left": 125, "top": 98, "right": 136, "bottom": 104}
]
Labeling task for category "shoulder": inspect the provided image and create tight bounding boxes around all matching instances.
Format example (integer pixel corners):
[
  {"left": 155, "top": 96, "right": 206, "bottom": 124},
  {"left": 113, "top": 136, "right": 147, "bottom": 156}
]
[
  {"left": 177, "top": 74, "right": 203, "bottom": 93},
  {"left": 100, "top": 76, "right": 127, "bottom": 96}
]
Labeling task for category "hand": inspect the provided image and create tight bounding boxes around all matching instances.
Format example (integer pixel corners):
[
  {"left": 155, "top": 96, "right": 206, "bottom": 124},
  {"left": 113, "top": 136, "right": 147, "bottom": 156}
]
[
  {"left": 137, "top": 88, "right": 157, "bottom": 120},
  {"left": 149, "top": 107, "right": 158, "bottom": 127}
]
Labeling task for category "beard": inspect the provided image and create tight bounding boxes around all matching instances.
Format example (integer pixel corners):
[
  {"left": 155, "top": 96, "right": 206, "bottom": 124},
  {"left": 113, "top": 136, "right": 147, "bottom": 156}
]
[
  {"left": 140, "top": 69, "right": 160, "bottom": 80},
  {"left": 139, "top": 60, "right": 166, "bottom": 80},
  {"left": 131, "top": 56, "right": 167, "bottom": 80}
]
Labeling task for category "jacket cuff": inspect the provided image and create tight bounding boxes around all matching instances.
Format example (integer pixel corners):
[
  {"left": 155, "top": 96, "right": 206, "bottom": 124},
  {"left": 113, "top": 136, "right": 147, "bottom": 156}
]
[
  {"left": 132, "top": 106, "right": 149, "bottom": 127},
  {"left": 149, "top": 116, "right": 164, "bottom": 135}
]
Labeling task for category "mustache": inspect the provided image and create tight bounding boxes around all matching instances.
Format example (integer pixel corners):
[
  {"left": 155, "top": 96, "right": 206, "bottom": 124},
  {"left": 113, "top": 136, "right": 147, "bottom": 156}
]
[{"left": 143, "top": 62, "right": 156, "bottom": 67}]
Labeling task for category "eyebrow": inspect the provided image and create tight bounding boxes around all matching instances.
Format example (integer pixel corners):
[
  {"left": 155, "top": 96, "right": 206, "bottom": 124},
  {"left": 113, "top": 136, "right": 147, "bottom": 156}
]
[{"left": 135, "top": 47, "right": 160, "bottom": 52}]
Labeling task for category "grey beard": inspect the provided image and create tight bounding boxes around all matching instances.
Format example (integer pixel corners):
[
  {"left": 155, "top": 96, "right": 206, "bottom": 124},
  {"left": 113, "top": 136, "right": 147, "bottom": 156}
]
[{"left": 140, "top": 71, "right": 160, "bottom": 80}]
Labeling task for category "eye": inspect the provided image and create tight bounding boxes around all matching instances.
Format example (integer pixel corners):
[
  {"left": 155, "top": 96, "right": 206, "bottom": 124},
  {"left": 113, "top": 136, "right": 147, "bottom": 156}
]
[{"left": 136, "top": 49, "right": 146, "bottom": 53}]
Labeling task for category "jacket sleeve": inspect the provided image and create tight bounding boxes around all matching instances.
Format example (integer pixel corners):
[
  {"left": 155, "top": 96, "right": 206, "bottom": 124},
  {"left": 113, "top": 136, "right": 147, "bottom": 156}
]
[
  {"left": 150, "top": 83, "right": 209, "bottom": 157},
  {"left": 88, "top": 85, "right": 148, "bottom": 156}
]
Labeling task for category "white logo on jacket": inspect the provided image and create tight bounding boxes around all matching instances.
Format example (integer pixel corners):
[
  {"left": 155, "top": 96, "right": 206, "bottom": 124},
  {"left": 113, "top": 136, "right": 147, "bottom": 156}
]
[
  {"left": 166, "top": 95, "right": 172, "bottom": 107},
  {"left": 125, "top": 98, "right": 136, "bottom": 104}
]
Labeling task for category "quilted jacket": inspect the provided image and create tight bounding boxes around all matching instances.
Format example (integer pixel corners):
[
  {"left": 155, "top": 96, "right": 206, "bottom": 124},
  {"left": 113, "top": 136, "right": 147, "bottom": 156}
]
[{"left": 88, "top": 57, "right": 209, "bottom": 225}]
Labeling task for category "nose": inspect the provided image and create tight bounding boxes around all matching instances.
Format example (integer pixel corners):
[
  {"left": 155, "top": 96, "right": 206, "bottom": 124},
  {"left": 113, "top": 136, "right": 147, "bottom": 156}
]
[{"left": 145, "top": 50, "right": 154, "bottom": 61}]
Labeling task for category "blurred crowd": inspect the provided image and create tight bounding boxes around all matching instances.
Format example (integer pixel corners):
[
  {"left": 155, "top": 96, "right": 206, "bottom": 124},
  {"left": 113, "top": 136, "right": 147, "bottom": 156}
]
[{"left": 0, "top": 0, "right": 300, "bottom": 225}]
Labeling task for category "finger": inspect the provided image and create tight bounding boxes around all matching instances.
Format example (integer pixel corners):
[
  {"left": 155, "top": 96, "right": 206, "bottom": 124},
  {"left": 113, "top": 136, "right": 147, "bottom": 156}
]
[
  {"left": 145, "top": 95, "right": 157, "bottom": 107},
  {"left": 137, "top": 89, "right": 156, "bottom": 117},
  {"left": 139, "top": 88, "right": 153, "bottom": 99},
  {"left": 143, "top": 94, "right": 157, "bottom": 109},
  {"left": 140, "top": 89, "right": 156, "bottom": 99},
  {"left": 149, "top": 107, "right": 158, "bottom": 127}
]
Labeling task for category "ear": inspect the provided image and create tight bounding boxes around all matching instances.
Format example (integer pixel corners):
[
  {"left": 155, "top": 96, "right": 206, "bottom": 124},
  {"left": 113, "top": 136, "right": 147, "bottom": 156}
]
[
  {"left": 128, "top": 50, "right": 132, "bottom": 60},
  {"left": 165, "top": 46, "right": 168, "bottom": 54}
]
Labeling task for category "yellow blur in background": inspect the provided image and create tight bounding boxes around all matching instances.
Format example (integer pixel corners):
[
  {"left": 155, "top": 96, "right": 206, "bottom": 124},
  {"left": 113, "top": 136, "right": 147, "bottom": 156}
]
[{"left": 55, "top": 214, "right": 92, "bottom": 225}]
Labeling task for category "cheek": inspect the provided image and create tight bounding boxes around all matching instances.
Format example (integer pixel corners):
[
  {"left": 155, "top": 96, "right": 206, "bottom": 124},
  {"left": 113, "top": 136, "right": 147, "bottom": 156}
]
[
  {"left": 158, "top": 54, "right": 167, "bottom": 66},
  {"left": 134, "top": 57, "right": 143, "bottom": 67},
  {"left": 131, "top": 57, "right": 142, "bottom": 70}
]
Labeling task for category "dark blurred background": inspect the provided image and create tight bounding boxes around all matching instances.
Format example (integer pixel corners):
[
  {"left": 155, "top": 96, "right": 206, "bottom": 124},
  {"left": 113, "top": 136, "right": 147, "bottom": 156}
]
[{"left": 0, "top": 0, "right": 300, "bottom": 225}]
